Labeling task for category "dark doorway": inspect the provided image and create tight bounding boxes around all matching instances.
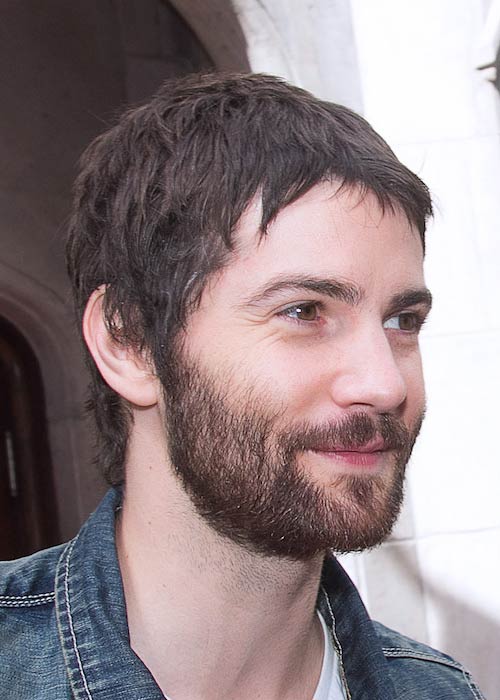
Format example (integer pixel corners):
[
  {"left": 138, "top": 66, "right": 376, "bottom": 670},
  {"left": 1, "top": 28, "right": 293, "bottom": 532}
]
[{"left": 0, "top": 317, "right": 59, "bottom": 559}]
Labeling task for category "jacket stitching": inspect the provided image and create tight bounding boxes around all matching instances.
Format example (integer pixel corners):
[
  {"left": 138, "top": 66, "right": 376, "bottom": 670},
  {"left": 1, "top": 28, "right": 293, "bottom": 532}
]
[
  {"left": 0, "top": 592, "right": 55, "bottom": 606},
  {"left": 320, "top": 585, "right": 352, "bottom": 700},
  {"left": 383, "top": 647, "right": 463, "bottom": 667},
  {"left": 64, "top": 537, "right": 93, "bottom": 700},
  {"left": 461, "top": 666, "right": 486, "bottom": 700},
  {"left": 383, "top": 647, "right": 485, "bottom": 699}
]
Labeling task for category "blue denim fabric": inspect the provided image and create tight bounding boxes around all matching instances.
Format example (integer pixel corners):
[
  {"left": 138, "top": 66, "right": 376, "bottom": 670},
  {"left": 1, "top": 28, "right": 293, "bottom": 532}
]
[{"left": 0, "top": 488, "right": 486, "bottom": 699}]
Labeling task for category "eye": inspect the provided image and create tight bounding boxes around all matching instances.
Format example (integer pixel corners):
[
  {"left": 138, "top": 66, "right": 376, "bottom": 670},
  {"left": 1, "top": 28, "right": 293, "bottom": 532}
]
[
  {"left": 383, "top": 312, "right": 422, "bottom": 332},
  {"left": 279, "top": 302, "right": 321, "bottom": 323}
]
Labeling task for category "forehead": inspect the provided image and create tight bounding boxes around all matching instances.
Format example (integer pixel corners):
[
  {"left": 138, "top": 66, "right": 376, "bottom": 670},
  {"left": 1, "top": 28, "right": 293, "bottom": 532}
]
[{"left": 219, "top": 182, "right": 425, "bottom": 296}]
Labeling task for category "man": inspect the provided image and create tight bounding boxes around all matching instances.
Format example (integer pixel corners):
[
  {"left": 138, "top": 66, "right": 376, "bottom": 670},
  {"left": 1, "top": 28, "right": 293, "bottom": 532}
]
[{"left": 0, "top": 73, "right": 486, "bottom": 699}]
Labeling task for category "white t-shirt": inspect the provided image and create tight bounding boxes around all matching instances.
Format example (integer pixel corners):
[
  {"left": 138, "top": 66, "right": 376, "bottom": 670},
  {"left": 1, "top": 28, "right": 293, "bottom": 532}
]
[{"left": 313, "top": 610, "right": 347, "bottom": 700}]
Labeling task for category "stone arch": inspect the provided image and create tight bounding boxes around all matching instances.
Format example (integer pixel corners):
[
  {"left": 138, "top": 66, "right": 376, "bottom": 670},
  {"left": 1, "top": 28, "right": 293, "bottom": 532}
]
[{"left": 0, "top": 262, "right": 102, "bottom": 540}]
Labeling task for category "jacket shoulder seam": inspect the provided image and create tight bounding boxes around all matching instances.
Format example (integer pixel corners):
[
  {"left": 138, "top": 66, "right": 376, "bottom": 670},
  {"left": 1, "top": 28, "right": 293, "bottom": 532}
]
[
  {"left": 383, "top": 646, "right": 461, "bottom": 668},
  {"left": 383, "top": 647, "right": 485, "bottom": 698}
]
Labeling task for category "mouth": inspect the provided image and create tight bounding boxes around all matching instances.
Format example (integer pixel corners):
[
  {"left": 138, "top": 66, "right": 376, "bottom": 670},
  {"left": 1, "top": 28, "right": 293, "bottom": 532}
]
[{"left": 308, "top": 439, "right": 397, "bottom": 470}]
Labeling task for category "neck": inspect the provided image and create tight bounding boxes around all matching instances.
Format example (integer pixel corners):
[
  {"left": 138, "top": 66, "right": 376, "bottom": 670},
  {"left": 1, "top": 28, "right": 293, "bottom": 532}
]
[{"left": 116, "top": 436, "right": 326, "bottom": 700}]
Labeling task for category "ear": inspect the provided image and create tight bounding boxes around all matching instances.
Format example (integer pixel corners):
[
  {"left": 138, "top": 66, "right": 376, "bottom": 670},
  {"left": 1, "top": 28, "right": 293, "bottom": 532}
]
[{"left": 82, "top": 287, "right": 159, "bottom": 407}]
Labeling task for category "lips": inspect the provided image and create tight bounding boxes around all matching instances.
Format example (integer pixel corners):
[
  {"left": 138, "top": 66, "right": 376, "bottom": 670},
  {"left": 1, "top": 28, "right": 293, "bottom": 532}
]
[
  {"left": 305, "top": 436, "right": 402, "bottom": 470},
  {"left": 310, "top": 437, "right": 394, "bottom": 454}
]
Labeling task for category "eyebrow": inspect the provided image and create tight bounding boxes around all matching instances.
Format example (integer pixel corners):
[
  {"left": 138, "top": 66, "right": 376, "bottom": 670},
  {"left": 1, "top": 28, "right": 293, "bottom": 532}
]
[
  {"left": 238, "top": 274, "right": 433, "bottom": 312},
  {"left": 238, "top": 274, "right": 363, "bottom": 308},
  {"left": 387, "top": 288, "right": 433, "bottom": 313}
]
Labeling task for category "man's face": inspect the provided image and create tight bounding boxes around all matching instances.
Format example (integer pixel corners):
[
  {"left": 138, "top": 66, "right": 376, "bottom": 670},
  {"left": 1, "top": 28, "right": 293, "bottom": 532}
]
[{"left": 162, "top": 183, "right": 430, "bottom": 559}]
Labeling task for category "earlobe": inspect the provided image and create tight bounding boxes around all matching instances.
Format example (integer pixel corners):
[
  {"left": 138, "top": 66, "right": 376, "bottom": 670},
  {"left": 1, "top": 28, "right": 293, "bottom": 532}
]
[{"left": 82, "top": 287, "right": 159, "bottom": 407}]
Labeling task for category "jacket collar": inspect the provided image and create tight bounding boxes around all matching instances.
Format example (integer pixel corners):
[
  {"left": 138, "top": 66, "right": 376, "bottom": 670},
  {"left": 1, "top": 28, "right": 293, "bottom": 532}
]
[
  {"left": 55, "top": 488, "right": 163, "bottom": 699},
  {"left": 318, "top": 557, "right": 396, "bottom": 699}
]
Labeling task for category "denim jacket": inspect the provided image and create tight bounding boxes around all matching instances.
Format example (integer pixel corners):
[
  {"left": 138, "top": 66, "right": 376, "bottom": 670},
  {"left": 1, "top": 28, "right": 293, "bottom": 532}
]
[{"left": 0, "top": 489, "right": 486, "bottom": 699}]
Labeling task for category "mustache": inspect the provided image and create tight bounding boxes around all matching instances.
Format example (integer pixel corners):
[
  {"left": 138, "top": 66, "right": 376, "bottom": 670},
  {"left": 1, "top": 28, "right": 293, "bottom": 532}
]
[{"left": 282, "top": 412, "right": 417, "bottom": 454}]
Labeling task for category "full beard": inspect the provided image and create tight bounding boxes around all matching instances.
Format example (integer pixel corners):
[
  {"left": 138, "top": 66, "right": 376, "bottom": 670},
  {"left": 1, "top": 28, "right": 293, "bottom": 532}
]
[{"left": 162, "top": 355, "right": 423, "bottom": 560}]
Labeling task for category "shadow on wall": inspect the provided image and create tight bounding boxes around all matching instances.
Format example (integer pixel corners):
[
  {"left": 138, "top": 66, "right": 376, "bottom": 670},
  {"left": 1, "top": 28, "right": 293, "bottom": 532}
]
[
  {"left": 389, "top": 544, "right": 499, "bottom": 699},
  {"left": 495, "top": 47, "right": 500, "bottom": 93},
  {"left": 167, "top": 0, "right": 251, "bottom": 73}
]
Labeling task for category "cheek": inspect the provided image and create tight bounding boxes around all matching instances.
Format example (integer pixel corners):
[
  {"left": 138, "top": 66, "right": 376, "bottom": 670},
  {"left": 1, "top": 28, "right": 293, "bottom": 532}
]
[
  {"left": 401, "top": 354, "right": 426, "bottom": 417},
  {"left": 236, "top": 345, "right": 335, "bottom": 416}
]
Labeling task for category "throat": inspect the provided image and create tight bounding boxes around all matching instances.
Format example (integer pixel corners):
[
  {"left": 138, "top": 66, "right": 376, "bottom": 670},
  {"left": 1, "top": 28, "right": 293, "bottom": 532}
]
[{"left": 116, "top": 492, "right": 326, "bottom": 700}]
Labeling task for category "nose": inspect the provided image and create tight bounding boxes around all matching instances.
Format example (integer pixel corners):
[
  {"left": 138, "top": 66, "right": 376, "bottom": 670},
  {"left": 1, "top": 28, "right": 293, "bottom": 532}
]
[{"left": 331, "top": 328, "right": 407, "bottom": 413}]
